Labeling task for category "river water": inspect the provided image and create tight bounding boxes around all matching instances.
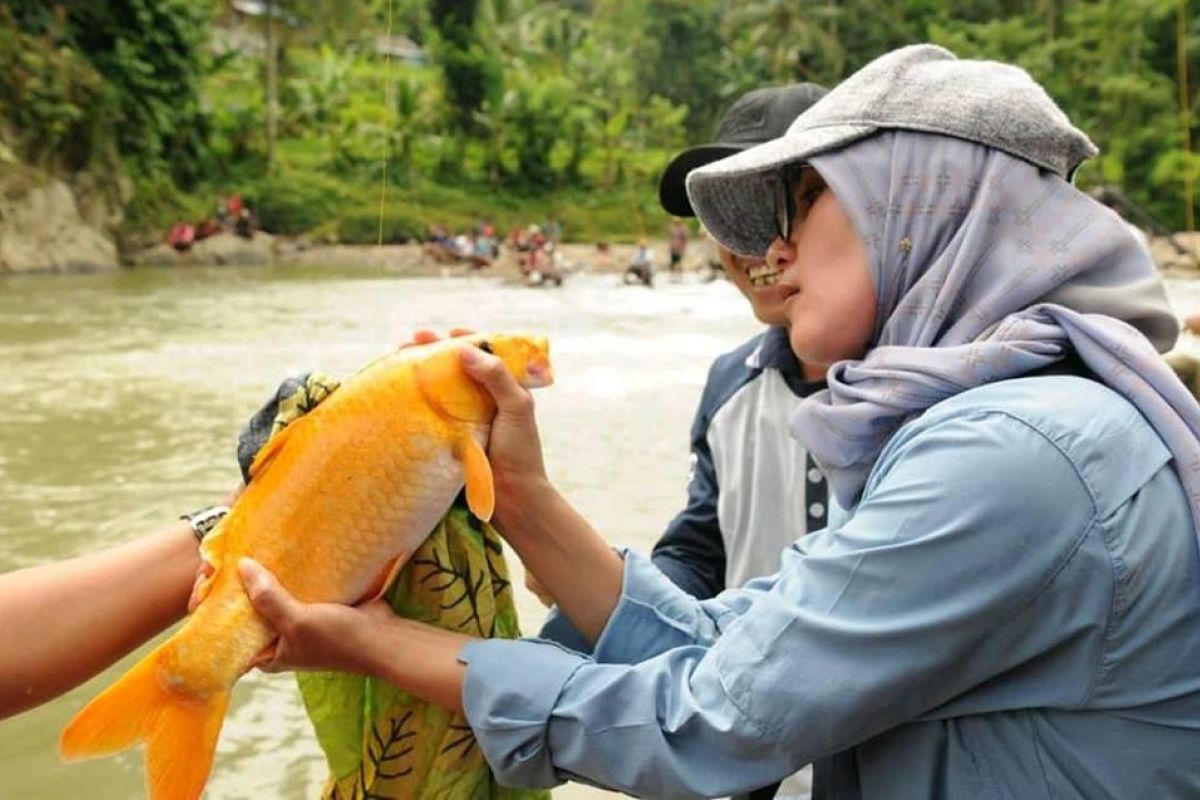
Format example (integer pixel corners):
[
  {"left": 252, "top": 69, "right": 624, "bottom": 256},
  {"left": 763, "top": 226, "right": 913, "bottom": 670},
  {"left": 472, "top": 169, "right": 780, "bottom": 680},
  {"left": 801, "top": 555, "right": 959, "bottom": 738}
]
[
  {"left": 0, "top": 264, "right": 765, "bottom": 799},
  {"left": 4, "top": 265, "right": 1200, "bottom": 800}
]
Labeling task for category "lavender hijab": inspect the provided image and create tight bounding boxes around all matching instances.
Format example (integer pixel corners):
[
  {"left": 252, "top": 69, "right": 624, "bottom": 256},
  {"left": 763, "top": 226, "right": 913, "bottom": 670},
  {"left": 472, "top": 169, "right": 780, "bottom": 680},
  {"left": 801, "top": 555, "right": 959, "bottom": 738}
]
[{"left": 795, "top": 131, "right": 1200, "bottom": 531}]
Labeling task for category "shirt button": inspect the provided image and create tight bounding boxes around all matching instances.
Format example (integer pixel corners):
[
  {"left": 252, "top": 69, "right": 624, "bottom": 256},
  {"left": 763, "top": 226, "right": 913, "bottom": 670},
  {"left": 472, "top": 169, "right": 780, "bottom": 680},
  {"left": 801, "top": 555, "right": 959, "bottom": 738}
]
[
  {"left": 807, "top": 468, "right": 822, "bottom": 483},
  {"left": 809, "top": 502, "right": 825, "bottom": 518}
]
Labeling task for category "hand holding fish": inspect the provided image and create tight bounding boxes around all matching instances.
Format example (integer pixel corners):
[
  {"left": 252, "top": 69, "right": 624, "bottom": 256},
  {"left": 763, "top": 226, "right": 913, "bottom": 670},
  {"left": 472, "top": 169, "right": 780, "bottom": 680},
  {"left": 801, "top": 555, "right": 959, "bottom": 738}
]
[
  {"left": 237, "top": 557, "right": 399, "bottom": 675},
  {"left": 457, "top": 345, "right": 626, "bottom": 643},
  {"left": 458, "top": 344, "right": 551, "bottom": 523},
  {"left": 238, "top": 556, "right": 471, "bottom": 712}
]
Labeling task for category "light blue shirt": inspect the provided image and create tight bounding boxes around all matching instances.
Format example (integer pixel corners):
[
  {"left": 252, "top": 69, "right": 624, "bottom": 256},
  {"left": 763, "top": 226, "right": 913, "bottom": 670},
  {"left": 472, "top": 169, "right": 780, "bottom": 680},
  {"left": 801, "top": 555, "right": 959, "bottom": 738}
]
[{"left": 459, "top": 375, "right": 1200, "bottom": 798}]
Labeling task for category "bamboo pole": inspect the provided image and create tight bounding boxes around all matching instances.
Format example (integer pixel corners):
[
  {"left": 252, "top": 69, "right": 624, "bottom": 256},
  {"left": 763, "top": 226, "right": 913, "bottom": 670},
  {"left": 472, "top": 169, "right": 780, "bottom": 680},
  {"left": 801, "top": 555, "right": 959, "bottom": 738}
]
[
  {"left": 378, "top": 0, "right": 395, "bottom": 249},
  {"left": 264, "top": 6, "right": 278, "bottom": 170}
]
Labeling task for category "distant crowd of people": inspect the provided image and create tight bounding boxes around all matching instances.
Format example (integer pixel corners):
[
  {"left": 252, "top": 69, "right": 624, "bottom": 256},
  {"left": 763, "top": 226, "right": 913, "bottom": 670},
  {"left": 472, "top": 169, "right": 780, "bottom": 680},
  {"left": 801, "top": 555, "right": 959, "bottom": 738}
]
[
  {"left": 422, "top": 217, "right": 568, "bottom": 287},
  {"left": 167, "top": 193, "right": 257, "bottom": 252},
  {"left": 164, "top": 196, "right": 720, "bottom": 289},
  {"left": 422, "top": 221, "right": 501, "bottom": 270},
  {"left": 423, "top": 215, "right": 717, "bottom": 290},
  {"left": 621, "top": 219, "right": 726, "bottom": 287}
]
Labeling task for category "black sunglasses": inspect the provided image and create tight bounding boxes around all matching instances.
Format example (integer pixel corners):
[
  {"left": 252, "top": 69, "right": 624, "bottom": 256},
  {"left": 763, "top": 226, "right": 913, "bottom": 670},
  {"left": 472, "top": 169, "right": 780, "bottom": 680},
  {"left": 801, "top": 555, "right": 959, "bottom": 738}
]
[{"left": 774, "top": 164, "right": 808, "bottom": 243}]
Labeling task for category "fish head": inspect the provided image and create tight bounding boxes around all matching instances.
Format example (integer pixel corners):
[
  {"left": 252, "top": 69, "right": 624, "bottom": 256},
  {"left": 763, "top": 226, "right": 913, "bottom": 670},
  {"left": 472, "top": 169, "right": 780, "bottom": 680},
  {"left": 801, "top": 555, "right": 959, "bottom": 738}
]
[
  {"left": 474, "top": 333, "right": 554, "bottom": 389},
  {"left": 415, "top": 334, "right": 553, "bottom": 424}
]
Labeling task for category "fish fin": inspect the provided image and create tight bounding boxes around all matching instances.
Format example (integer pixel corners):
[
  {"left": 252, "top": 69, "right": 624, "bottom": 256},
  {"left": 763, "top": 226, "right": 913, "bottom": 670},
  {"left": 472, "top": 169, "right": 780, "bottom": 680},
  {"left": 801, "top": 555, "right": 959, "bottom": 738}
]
[
  {"left": 415, "top": 346, "right": 494, "bottom": 422},
  {"left": 361, "top": 552, "right": 412, "bottom": 604},
  {"left": 246, "top": 418, "right": 301, "bottom": 480},
  {"left": 192, "top": 519, "right": 230, "bottom": 607},
  {"left": 457, "top": 435, "right": 495, "bottom": 521},
  {"left": 60, "top": 645, "right": 230, "bottom": 800}
]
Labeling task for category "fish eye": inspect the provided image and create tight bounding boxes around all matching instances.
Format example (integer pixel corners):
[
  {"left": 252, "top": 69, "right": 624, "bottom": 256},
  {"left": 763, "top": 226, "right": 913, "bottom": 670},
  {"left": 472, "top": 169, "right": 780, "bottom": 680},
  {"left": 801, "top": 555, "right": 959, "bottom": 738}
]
[{"left": 477, "top": 341, "right": 494, "bottom": 354}]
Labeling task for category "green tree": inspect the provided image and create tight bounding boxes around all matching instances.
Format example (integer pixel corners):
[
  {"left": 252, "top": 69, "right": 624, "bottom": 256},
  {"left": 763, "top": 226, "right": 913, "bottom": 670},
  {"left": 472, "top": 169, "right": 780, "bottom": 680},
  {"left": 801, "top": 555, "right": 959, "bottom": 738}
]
[
  {"left": 0, "top": 17, "right": 115, "bottom": 171},
  {"left": 931, "top": 0, "right": 1190, "bottom": 228},
  {"left": 636, "top": 0, "right": 724, "bottom": 132},
  {"left": 429, "top": 0, "right": 502, "bottom": 136},
  {"left": 4, "top": 0, "right": 215, "bottom": 185}
]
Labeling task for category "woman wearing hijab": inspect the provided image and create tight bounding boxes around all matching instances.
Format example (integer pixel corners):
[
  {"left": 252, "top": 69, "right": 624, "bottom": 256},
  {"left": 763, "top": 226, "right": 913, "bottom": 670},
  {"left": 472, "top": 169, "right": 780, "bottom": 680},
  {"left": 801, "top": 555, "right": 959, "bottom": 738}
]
[{"left": 239, "top": 46, "right": 1200, "bottom": 798}]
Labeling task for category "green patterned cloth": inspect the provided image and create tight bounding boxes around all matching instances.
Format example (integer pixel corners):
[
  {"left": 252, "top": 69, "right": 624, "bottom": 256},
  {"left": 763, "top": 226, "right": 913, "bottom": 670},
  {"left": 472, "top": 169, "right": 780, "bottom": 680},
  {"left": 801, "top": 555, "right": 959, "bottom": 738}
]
[
  {"left": 239, "top": 372, "right": 550, "bottom": 800},
  {"left": 297, "top": 507, "right": 547, "bottom": 800}
]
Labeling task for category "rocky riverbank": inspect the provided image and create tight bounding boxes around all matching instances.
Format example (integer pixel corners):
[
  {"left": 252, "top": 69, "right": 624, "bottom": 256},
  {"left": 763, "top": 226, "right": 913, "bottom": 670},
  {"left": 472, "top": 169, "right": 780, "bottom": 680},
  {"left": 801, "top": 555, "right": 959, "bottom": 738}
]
[
  {"left": 122, "top": 230, "right": 1200, "bottom": 280},
  {"left": 0, "top": 168, "right": 119, "bottom": 273},
  {"left": 123, "top": 235, "right": 700, "bottom": 277},
  {"left": 1, "top": 161, "right": 1196, "bottom": 277}
]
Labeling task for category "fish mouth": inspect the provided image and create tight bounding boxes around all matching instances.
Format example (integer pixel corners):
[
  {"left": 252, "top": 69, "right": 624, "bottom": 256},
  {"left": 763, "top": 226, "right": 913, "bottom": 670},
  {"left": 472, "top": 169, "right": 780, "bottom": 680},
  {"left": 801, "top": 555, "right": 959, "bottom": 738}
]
[{"left": 522, "top": 362, "right": 555, "bottom": 388}]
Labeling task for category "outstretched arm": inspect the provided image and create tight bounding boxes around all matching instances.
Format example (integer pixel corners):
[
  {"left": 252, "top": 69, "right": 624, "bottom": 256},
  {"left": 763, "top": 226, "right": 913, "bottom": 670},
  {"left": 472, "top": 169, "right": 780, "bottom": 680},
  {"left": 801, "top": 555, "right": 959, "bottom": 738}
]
[{"left": 0, "top": 522, "right": 201, "bottom": 720}]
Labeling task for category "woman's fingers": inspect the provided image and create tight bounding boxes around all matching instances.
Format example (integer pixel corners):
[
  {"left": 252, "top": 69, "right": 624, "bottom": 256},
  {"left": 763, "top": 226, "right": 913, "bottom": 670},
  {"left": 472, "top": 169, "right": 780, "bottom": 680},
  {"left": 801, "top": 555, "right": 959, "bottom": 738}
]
[
  {"left": 237, "top": 558, "right": 378, "bottom": 675},
  {"left": 187, "top": 562, "right": 215, "bottom": 613},
  {"left": 457, "top": 343, "right": 548, "bottom": 525},
  {"left": 408, "top": 329, "right": 440, "bottom": 346},
  {"left": 404, "top": 328, "right": 475, "bottom": 349},
  {"left": 247, "top": 642, "right": 281, "bottom": 672},
  {"left": 223, "top": 483, "right": 245, "bottom": 507},
  {"left": 239, "top": 558, "right": 301, "bottom": 631},
  {"left": 459, "top": 346, "right": 532, "bottom": 412}
]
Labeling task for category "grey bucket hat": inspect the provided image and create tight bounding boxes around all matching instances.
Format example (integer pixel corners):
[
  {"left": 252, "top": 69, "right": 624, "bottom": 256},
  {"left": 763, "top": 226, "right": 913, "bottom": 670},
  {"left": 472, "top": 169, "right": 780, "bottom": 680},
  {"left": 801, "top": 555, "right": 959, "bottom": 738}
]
[{"left": 686, "top": 44, "right": 1099, "bottom": 256}]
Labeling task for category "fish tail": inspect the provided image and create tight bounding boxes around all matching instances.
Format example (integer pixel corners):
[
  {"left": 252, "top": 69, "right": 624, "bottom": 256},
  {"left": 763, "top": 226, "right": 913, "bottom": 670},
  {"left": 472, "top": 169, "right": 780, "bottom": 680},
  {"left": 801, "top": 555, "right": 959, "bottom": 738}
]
[{"left": 59, "top": 644, "right": 230, "bottom": 800}]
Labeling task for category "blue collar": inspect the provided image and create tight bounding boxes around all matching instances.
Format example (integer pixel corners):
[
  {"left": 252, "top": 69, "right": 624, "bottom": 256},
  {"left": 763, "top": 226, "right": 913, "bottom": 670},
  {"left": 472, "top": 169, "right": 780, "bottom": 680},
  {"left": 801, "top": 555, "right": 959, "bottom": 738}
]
[
  {"left": 745, "top": 327, "right": 825, "bottom": 395},
  {"left": 746, "top": 326, "right": 802, "bottom": 372}
]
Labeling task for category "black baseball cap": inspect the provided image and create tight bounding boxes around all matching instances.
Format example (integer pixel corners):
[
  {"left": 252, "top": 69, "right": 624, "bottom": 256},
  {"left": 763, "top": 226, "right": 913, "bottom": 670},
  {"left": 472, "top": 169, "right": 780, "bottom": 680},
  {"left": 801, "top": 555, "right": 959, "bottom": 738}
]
[{"left": 658, "top": 83, "right": 829, "bottom": 217}]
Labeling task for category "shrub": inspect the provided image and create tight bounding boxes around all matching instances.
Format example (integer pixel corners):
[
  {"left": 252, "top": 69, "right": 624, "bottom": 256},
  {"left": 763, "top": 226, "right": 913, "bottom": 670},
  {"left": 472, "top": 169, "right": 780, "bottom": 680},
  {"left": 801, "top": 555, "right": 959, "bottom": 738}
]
[{"left": 245, "top": 171, "right": 353, "bottom": 235}]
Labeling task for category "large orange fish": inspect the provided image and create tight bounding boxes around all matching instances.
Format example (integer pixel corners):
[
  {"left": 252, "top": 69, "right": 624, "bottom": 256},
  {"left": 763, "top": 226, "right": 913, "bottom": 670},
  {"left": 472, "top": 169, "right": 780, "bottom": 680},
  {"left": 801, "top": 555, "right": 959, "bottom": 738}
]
[{"left": 59, "top": 333, "right": 553, "bottom": 800}]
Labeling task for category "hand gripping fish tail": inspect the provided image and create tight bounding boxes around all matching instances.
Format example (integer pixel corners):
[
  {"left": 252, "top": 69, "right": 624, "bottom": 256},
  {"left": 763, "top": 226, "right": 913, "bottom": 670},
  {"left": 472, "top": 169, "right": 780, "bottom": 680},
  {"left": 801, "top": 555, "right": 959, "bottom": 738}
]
[{"left": 58, "top": 332, "right": 553, "bottom": 800}]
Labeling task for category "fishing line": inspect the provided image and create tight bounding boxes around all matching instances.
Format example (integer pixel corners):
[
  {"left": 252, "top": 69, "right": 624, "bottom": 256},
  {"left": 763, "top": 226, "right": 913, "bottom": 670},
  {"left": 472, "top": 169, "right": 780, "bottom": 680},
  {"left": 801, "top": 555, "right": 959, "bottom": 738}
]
[
  {"left": 1178, "top": 0, "right": 1195, "bottom": 233},
  {"left": 378, "top": 0, "right": 396, "bottom": 248}
]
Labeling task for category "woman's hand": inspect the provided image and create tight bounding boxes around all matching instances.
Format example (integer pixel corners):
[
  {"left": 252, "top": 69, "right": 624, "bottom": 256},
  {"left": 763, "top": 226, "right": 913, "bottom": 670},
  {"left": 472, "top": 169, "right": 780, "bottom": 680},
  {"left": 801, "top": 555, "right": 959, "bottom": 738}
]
[
  {"left": 460, "top": 343, "right": 625, "bottom": 643},
  {"left": 458, "top": 345, "right": 552, "bottom": 528},
  {"left": 238, "top": 558, "right": 391, "bottom": 675},
  {"left": 237, "top": 558, "right": 471, "bottom": 711},
  {"left": 408, "top": 327, "right": 474, "bottom": 347}
]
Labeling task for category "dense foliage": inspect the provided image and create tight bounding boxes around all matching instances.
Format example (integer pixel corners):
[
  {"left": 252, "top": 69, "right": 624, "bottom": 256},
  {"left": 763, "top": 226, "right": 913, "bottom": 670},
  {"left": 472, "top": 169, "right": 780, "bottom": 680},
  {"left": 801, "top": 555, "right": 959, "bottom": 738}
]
[
  {"left": 0, "top": 0, "right": 1195, "bottom": 241},
  {"left": 0, "top": 0, "right": 213, "bottom": 183}
]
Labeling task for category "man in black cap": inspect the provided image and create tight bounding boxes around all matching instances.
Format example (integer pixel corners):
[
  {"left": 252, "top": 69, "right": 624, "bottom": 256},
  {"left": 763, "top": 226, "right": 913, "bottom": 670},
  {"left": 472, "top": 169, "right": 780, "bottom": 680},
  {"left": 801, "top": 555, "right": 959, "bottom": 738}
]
[
  {"left": 652, "top": 83, "right": 830, "bottom": 600},
  {"left": 539, "top": 82, "right": 829, "bottom": 800},
  {"left": 656, "top": 82, "right": 830, "bottom": 800}
]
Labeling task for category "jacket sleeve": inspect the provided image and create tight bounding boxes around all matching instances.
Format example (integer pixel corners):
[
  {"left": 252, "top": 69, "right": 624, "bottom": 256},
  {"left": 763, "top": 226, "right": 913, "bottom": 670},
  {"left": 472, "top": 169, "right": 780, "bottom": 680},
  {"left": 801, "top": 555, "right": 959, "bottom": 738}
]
[{"left": 461, "top": 411, "right": 1104, "bottom": 797}]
